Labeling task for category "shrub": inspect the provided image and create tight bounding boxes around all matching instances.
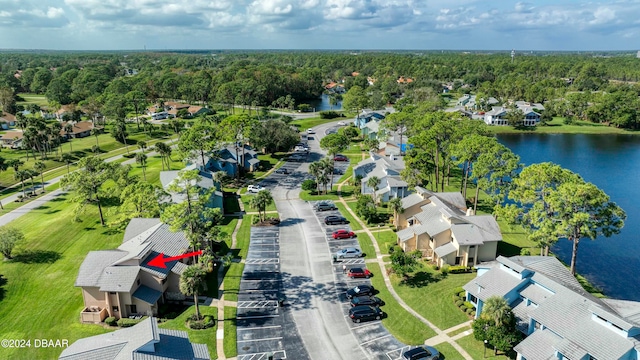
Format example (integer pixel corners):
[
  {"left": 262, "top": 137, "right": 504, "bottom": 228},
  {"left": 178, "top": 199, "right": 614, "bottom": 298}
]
[
  {"left": 187, "top": 314, "right": 215, "bottom": 330},
  {"left": 105, "top": 317, "right": 117, "bottom": 326},
  {"left": 466, "top": 308, "right": 474, "bottom": 315},
  {"left": 117, "top": 317, "right": 147, "bottom": 328},
  {"left": 441, "top": 264, "right": 450, "bottom": 274},
  {"left": 464, "top": 301, "right": 474, "bottom": 310},
  {"left": 388, "top": 245, "right": 398, "bottom": 255},
  {"left": 455, "top": 300, "right": 464, "bottom": 307},
  {"left": 301, "top": 179, "right": 317, "bottom": 192},
  {"left": 453, "top": 287, "right": 464, "bottom": 294},
  {"left": 319, "top": 110, "right": 341, "bottom": 119},
  {"left": 458, "top": 291, "right": 466, "bottom": 299},
  {"left": 449, "top": 265, "right": 470, "bottom": 274}
]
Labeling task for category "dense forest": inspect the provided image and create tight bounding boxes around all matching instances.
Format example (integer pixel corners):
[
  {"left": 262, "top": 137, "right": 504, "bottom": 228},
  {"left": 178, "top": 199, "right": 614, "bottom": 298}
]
[{"left": 1, "top": 51, "right": 640, "bottom": 128}]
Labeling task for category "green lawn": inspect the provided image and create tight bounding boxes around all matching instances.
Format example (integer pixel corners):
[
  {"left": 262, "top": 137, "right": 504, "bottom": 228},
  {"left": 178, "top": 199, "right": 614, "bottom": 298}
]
[
  {"left": 159, "top": 305, "right": 218, "bottom": 359},
  {"left": 16, "top": 93, "right": 49, "bottom": 107},
  {"left": 222, "top": 262, "right": 244, "bottom": 303},
  {"left": 456, "top": 334, "right": 511, "bottom": 360},
  {"left": 223, "top": 195, "right": 241, "bottom": 214},
  {"left": 223, "top": 306, "right": 237, "bottom": 358},
  {"left": 435, "top": 342, "right": 466, "bottom": 360},
  {"left": 356, "top": 233, "right": 376, "bottom": 260},
  {"left": 488, "top": 116, "right": 639, "bottom": 135},
  {"left": 389, "top": 263, "right": 476, "bottom": 330},
  {"left": 299, "top": 190, "right": 340, "bottom": 201},
  {"left": 368, "top": 263, "right": 437, "bottom": 344},
  {"left": 373, "top": 230, "right": 398, "bottom": 255},
  {"left": 0, "top": 199, "right": 122, "bottom": 360},
  {"left": 290, "top": 117, "right": 337, "bottom": 131},
  {"left": 337, "top": 165, "right": 353, "bottom": 184},
  {"left": 335, "top": 202, "right": 362, "bottom": 231},
  {"left": 235, "top": 215, "right": 252, "bottom": 259},
  {"left": 240, "top": 195, "right": 278, "bottom": 213}
]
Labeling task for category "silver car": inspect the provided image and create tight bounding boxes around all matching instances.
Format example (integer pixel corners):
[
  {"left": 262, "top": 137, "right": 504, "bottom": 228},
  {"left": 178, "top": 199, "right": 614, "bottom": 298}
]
[{"left": 336, "top": 247, "right": 363, "bottom": 259}]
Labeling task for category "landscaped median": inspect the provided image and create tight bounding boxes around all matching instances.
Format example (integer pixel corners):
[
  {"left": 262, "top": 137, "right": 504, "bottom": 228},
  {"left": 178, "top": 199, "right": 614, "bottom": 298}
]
[
  {"left": 334, "top": 202, "right": 362, "bottom": 230},
  {"left": 223, "top": 306, "right": 237, "bottom": 358},
  {"left": 159, "top": 305, "right": 218, "bottom": 359}
]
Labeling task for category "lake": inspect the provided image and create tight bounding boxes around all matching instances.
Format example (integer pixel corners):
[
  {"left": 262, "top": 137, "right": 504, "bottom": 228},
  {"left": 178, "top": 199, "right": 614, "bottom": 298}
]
[
  {"left": 306, "top": 93, "right": 342, "bottom": 112},
  {"left": 497, "top": 133, "right": 640, "bottom": 301}
]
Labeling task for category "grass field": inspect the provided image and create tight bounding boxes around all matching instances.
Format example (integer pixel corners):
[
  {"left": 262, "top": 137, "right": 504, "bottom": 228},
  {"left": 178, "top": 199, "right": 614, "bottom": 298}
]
[
  {"left": 16, "top": 93, "right": 49, "bottom": 107},
  {"left": 368, "top": 262, "right": 437, "bottom": 344},
  {"left": 335, "top": 202, "right": 362, "bottom": 231},
  {"left": 434, "top": 342, "right": 466, "bottom": 360},
  {"left": 159, "top": 306, "right": 218, "bottom": 359},
  {"left": 456, "top": 334, "right": 511, "bottom": 360},
  {"left": 240, "top": 194, "right": 278, "bottom": 213},
  {"left": 290, "top": 117, "right": 338, "bottom": 131},
  {"left": 223, "top": 306, "right": 237, "bottom": 358},
  {"left": 356, "top": 233, "right": 376, "bottom": 260},
  {"left": 389, "top": 264, "right": 476, "bottom": 330},
  {"left": 373, "top": 230, "right": 398, "bottom": 255}
]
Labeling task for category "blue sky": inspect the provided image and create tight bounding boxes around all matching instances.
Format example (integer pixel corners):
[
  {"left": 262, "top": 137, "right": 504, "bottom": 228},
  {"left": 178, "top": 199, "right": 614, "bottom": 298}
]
[{"left": 1, "top": 0, "right": 639, "bottom": 50}]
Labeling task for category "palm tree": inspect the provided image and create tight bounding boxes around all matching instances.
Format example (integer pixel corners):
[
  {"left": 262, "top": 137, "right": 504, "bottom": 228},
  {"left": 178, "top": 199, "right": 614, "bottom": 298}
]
[
  {"left": 60, "top": 153, "right": 73, "bottom": 175},
  {"left": 137, "top": 140, "right": 147, "bottom": 152},
  {"left": 50, "top": 122, "right": 62, "bottom": 157},
  {"left": 249, "top": 189, "right": 274, "bottom": 222},
  {"left": 91, "top": 127, "right": 101, "bottom": 149},
  {"left": 367, "top": 176, "right": 381, "bottom": 205},
  {"left": 34, "top": 161, "right": 46, "bottom": 194},
  {"left": 309, "top": 161, "right": 323, "bottom": 194},
  {"left": 170, "top": 119, "right": 185, "bottom": 143},
  {"left": 15, "top": 112, "right": 27, "bottom": 131},
  {"left": 64, "top": 123, "right": 74, "bottom": 153},
  {"left": 212, "top": 171, "right": 228, "bottom": 190},
  {"left": 135, "top": 153, "right": 148, "bottom": 181},
  {"left": 113, "top": 118, "right": 130, "bottom": 154},
  {"left": 155, "top": 142, "right": 172, "bottom": 171},
  {"left": 389, "top": 197, "right": 404, "bottom": 228},
  {"left": 0, "top": 157, "right": 7, "bottom": 209},
  {"left": 481, "top": 296, "right": 512, "bottom": 327},
  {"left": 26, "top": 169, "right": 37, "bottom": 196},
  {"left": 179, "top": 265, "right": 207, "bottom": 320},
  {"left": 15, "top": 169, "right": 29, "bottom": 198}
]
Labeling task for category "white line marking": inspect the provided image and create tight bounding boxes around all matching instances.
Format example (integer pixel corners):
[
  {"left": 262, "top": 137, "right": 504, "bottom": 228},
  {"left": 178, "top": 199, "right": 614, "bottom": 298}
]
[
  {"left": 237, "top": 336, "right": 283, "bottom": 343},
  {"left": 237, "top": 325, "right": 282, "bottom": 331},
  {"left": 360, "top": 334, "right": 392, "bottom": 346}
]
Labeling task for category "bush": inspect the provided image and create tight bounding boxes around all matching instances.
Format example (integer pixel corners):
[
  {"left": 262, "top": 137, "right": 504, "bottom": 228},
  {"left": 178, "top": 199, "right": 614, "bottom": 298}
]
[
  {"left": 319, "top": 110, "right": 341, "bottom": 119},
  {"left": 105, "top": 317, "right": 117, "bottom": 326},
  {"left": 449, "top": 265, "right": 471, "bottom": 274},
  {"left": 431, "top": 264, "right": 440, "bottom": 271},
  {"left": 453, "top": 287, "right": 464, "bottom": 295},
  {"left": 301, "top": 179, "right": 317, "bottom": 192},
  {"left": 466, "top": 308, "right": 474, "bottom": 315},
  {"left": 441, "top": 264, "right": 450, "bottom": 274},
  {"left": 117, "top": 317, "right": 147, "bottom": 328},
  {"left": 187, "top": 314, "right": 215, "bottom": 330},
  {"left": 455, "top": 300, "right": 464, "bottom": 307},
  {"left": 458, "top": 291, "right": 466, "bottom": 299},
  {"left": 464, "top": 301, "right": 474, "bottom": 310},
  {"left": 388, "top": 245, "right": 399, "bottom": 255}
]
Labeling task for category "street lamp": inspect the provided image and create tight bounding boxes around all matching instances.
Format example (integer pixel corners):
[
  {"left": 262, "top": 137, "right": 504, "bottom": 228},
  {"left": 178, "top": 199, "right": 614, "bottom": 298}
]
[{"left": 483, "top": 339, "right": 488, "bottom": 358}]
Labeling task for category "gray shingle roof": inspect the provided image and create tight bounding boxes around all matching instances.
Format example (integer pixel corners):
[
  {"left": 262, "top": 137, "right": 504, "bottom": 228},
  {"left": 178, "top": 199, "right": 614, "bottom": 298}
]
[
  {"left": 519, "top": 282, "right": 553, "bottom": 305},
  {"left": 463, "top": 266, "right": 526, "bottom": 302},
  {"left": 75, "top": 250, "right": 128, "bottom": 287},
  {"left": 431, "top": 192, "right": 466, "bottom": 211},
  {"left": 124, "top": 219, "right": 163, "bottom": 243},
  {"left": 59, "top": 317, "right": 210, "bottom": 360},
  {"left": 397, "top": 227, "right": 415, "bottom": 242},
  {"left": 133, "top": 285, "right": 163, "bottom": 305},
  {"left": 401, "top": 193, "right": 427, "bottom": 210},
  {"left": 450, "top": 224, "right": 486, "bottom": 246},
  {"left": 98, "top": 266, "right": 141, "bottom": 292},
  {"left": 434, "top": 242, "right": 457, "bottom": 257},
  {"left": 601, "top": 299, "right": 640, "bottom": 327},
  {"left": 414, "top": 203, "right": 451, "bottom": 237},
  {"left": 513, "top": 328, "right": 561, "bottom": 360}
]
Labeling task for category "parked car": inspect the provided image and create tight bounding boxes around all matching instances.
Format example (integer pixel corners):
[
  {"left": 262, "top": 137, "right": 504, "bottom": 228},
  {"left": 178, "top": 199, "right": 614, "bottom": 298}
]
[
  {"left": 336, "top": 247, "right": 363, "bottom": 259},
  {"left": 247, "top": 185, "right": 265, "bottom": 193},
  {"left": 274, "top": 168, "right": 289, "bottom": 174},
  {"left": 332, "top": 229, "right": 355, "bottom": 239},
  {"left": 350, "top": 296, "right": 384, "bottom": 307},
  {"left": 347, "top": 267, "right": 372, "bottom": 278},
  {"left": 315, "top": 202, "right": 337, "bottom": 211},
  {"left": 337, "top": 121, "right": 346, "bottom": 126},
  {"left": 306, "top": 128, "right": 315, "bottom": 134},
  {"left": 294, "top": 145, "right": 309, "bottom": 152},
  {"left": 324, "top": 215, "right": 349, "bottom": 225},
  {"left": 346, "top": 285, "right": 375, "bottom": 299},
  {"left": 402, "top": 346, "right": 440, "bottom": 360},
  {"left": 333, "top": 168, "right": 344, "bottom": 175},
  {"left": 333, "top": 154, "right": 348, "bottom": 162},
  {"left": 287, "top": 154, "right": 305, "bottom": 162},
  {"left": 348, "top": 305, "right": 383, "bottom": 323}
]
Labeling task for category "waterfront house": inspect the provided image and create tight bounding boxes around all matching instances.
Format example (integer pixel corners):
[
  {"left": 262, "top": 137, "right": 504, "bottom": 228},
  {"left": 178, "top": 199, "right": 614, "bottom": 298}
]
[
  {"left": 75, "top": 218, "right": 190, "bottom": 322},
  {"left": 464, "top": 255, "right": 640, "bottom": 360},
  {"left": 396, "top": 187, "right": 501, "bottom": 265},
  {"left": 353, "top": 152, "right": 408, "bottom": 203},
  {"left": 59, "top": 317, "right": 210, "bottom": 360},
  {"left": 484, "top": 101, "right": 545, "bottom": 126}
]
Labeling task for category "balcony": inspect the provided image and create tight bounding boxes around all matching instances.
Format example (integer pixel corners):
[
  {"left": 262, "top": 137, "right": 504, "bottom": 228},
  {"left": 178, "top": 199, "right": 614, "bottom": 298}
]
[{"left": 80, "top": 306, "right": 108, "bottom": 323}]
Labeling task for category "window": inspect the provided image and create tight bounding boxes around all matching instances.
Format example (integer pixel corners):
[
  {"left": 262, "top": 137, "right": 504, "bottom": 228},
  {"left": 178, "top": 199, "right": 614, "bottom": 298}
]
[
  {"left": 112, "top": 306, "right": 119, "bottom": 312},
  {"left": 408, "top": 219, "right": 414, "bottom": 226},
  {"left": 109, "top": 292, "right": 116, "bottom": 295},
  {"left": 455, "top": 256, "right": 462, "bottom": 265},
  {"left": 469, "top": 245, "right": 475, "bottom": 249},
  {"left": 129, "top": 305, "right": 137, "bottom": 314},
  {"left": 137, "top": 279, "right": 140, "bottom": 285}
]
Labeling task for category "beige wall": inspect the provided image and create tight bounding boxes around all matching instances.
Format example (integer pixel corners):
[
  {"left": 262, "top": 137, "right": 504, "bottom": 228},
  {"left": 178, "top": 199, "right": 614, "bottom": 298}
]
[
  {"left": 131, "top": 298, "right": 157, "bottom": 316},
  {"left": 139, "top": 271, "right": 163, "bottom": 292},
  {"left": 397, "top": 203, "right": 428, "bottom": 229},
  {"left": 432, "top": 231, "right": 452, "bottom": 249},
  {"left": 399, "top": 237, "right": 416, "bottom": 252},
  {"left": 166, "top": 273, "right": 181, "bottom": 293},
  {"left": 416, "top": 234, "right": 431, "bottom": 251},
  {"left": 81, "top": 287, "right": 105, "bottom": 309},
  {"left": 478, "top": 242, "right": 498, "bottom": 262}
]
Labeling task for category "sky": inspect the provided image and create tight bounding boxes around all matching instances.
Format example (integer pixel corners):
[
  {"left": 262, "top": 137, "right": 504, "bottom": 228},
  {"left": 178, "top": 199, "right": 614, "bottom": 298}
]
[{"left": 1, "top": 0, "right": 640, "bottom": 51}]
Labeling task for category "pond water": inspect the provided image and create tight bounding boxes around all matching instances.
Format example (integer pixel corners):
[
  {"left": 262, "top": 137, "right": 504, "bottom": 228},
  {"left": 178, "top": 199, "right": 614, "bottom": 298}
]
[
  {"left": 497, "top": 133, "right": 640, "bottom": 300},
  {"left": 305, "top": 93, "right": 342, "bottom": 112}
]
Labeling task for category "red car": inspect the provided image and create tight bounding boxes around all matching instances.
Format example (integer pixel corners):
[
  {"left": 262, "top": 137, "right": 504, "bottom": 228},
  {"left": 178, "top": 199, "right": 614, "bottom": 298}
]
[
  {"left": 347, "top": 267, "right": 372, "bottom": 278},
  {"left": 333, "top": 154, "right": 348, "bottom": 161},
  {"left": 332, "top": 229, "right": 356, "bottom": 239}
]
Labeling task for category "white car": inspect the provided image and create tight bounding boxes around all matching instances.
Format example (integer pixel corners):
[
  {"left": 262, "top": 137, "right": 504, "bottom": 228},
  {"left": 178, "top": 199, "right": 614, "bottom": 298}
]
[
  {"left": 247, "top": 185, "right": 265, "bottom": 193},
  {"left": 294, "top": 145, "right": 309, "bottom": 152},
  {"left": 336, "top": 248, "right": 363, "bottom": 259},
  {"left": 337, "top": 121, "right": 346, "bottom": 126},
  {"left": 307, "top": 128, "right": 315, "bottom": 134}
]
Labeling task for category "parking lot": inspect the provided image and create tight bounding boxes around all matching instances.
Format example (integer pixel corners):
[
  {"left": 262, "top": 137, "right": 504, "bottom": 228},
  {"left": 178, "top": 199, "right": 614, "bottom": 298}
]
[
  {"left": 311, "top": 201, "right": 409, "bottom": 359},
  {"left": 236, "top": 227, "right": 309, "bottom": 360}
]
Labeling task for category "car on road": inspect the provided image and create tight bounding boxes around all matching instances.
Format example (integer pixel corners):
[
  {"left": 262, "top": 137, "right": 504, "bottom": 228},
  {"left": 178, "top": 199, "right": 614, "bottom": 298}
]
[
  {"left": 348, "top": 305, "right": 383, "bottom": 323},
  {"left": 336, "top": 247, "right": 363, "bottom": 259},
  {"left": 337, "top": 121, "right": 347, "bottom": 126},
  {"left": 347, "top": 267, "right": 372, "bottom": 278},
  {"left": 287, "top": 154, "right": 305, "bottom": 162},
  {"left": 333, "top": 154, "right": 348, "bottom": 162},
  {"left": 306, "top": 128, "right": 315, "bottom": 134},
  {"left": 274, "top": 168, "right": 289, "bottom": 174},
  {"left": 346, "top": 284, "right": 375, "bottom": 299},
  {"left": 247, "top": 185, "right": 265, "bottom": 193},
  {"left": 315, "top": 202, "right": 338, "bottom": 211},
  {"left": 402, "top": 346, "right": 441, "bottom": 360},
  {"left": 350, "top": 296, "right": 384, "bottom": 307},
  {"left": 294, "top": 145, "right": 309, "bottom": 152},
  {"left": 324, "top": 215, "right": 349, "bottom": 225},
  {"left": 332, "top": 229, "right": 355, "bottom": 239}
]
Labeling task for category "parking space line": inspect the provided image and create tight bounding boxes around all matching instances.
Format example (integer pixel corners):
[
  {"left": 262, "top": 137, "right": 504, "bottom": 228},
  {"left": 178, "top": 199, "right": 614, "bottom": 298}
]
[
  {"left": 386, "top": 346, "right": 411, "bottom": 360},
  {"left": 237, "top": 325, "right": 282, "bottom": 331},
  {"left": 349, "top": 321, "right": 382, "bottom": 330},
  {"left": 237, "top": 300, "right": 279, "bottom": 308},
  {"left": 236, "top": 314, "right": 279, "bottom": 319},
  {"left": 237, "top": 336, "right": 284, "bottom": 343},
  {"left": 238, "top": 350, "right": 287, "bottom": 360},
  {"left": 360, "top": 334, "right": 392, "bottom": 346}
]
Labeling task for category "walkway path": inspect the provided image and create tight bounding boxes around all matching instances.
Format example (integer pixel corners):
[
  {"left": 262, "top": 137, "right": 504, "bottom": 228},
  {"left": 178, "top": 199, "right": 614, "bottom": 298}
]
[{"left": 335, "top": 182, "right": 474, "bottom": 359}]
